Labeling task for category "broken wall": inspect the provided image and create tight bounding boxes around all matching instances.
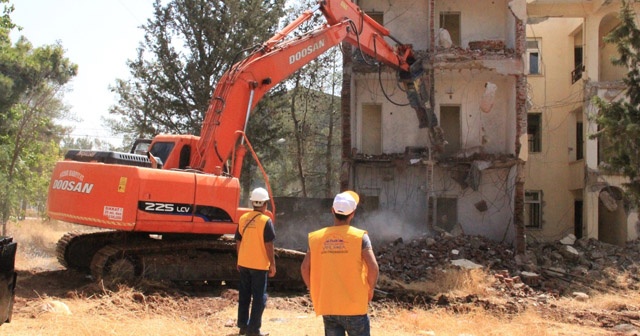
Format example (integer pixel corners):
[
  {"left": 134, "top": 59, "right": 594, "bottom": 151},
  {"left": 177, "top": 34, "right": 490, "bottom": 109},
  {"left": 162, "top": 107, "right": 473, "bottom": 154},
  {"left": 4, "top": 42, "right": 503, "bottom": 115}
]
[
  {"left": 353, "top": 74, "right": 431, "bottom": 154},
  {"left": 352, "top": 162, "right": 518, "bottom": 244},
  {"left": 434, "top": 70, "right": 516, "bottom": 155},
  {"left": 358, "top": 0, "right": 430, "bottom": 49},
  {"left": 434, "top": 0, "right": 515, "bottom": 49}
]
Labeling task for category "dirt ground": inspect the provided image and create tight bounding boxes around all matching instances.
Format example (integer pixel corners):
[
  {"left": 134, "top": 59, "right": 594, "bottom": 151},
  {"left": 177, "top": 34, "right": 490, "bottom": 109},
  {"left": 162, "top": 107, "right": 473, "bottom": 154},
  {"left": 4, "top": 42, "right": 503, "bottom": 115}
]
[
  {"left": 2, "top": 220, "right": 640, "bottom": 335},
  {"left": 5, "top": 265, "right": 639, "bottom": 336}
]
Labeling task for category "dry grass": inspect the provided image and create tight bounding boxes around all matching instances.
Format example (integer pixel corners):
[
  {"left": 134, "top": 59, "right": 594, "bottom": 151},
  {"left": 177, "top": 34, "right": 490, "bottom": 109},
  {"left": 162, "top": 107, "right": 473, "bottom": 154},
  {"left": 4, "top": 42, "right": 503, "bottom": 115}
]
[
  {"left": 553, "top": 291, "right": 640, "bottom": 312},
  {"left": 371, "top": 305, "right": 614, "bottom": 336},
  {"left": 382, "top": 267, "right": 492, "bottom": 296},
  {"left": 7, "top": 219, "right": 95, "bottom": 271},
  {"left": 1, "top": 219, "right": 636, "bottom": 336}
]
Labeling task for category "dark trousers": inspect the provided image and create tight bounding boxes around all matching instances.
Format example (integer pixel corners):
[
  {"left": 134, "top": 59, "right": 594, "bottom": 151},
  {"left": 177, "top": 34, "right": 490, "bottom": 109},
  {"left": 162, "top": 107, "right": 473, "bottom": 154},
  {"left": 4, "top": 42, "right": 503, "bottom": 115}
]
[
  {"left": 237, "top": 266, "right": 268, "bottom": 333},
  {"left": 323, "top": 315, "right": 371, "bottom": 336}
]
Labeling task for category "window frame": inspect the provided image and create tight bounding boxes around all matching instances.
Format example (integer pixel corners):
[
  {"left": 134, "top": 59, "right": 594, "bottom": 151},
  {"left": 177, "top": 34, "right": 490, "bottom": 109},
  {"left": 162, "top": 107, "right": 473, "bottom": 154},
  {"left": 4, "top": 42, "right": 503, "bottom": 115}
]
[
  {"left": 524, "top": 190, "right": 543, "bottom": 229},
  {"left": 439, "top": 12, "right": 461, "bottom": 46},
  {"left": 527, "top": 113, "right": 542, "bottom": 153},
  {"left": 526, "top": 38, "right": 542, "bottom": 75}
]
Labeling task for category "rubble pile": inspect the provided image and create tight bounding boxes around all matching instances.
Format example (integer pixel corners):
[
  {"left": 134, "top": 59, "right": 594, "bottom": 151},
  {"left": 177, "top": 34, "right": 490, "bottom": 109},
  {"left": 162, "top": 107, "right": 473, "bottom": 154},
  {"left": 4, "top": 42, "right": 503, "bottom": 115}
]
[
  {"left": 376, "top": 234, "right": 518, "bottom": 283},
  {"left": 524, "top": 236, "right": 640, "bottom": 293},
  {"left": 376, "top": 233, "right": 640, "bottom": 295}
]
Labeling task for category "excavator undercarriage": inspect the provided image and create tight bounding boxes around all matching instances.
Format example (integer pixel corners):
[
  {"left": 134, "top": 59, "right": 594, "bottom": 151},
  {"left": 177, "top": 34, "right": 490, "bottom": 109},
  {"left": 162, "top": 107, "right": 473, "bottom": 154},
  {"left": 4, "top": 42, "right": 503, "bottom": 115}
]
[{"left": 57, "top": 232, "right": 305, "bottom": 289}]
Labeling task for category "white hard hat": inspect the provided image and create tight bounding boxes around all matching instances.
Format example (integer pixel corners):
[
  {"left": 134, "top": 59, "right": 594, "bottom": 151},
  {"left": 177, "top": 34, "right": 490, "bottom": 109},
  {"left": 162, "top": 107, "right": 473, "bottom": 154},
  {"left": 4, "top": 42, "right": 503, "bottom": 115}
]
[
  {"left": 250, "top": 187, "right": 270, "bottom": 205},
  {"left": 332, "top": 190, "right": 359, "bottom": 215}
]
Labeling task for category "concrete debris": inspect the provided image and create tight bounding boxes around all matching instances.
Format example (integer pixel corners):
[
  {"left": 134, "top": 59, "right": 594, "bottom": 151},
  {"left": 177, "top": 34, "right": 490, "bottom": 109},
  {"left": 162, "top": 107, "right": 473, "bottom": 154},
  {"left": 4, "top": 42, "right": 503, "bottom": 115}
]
[
  {"left": 436, "top": 28, "right": 453, "bottom": 49},
  {"left": 559, "top": 234, "right": 576, "bottom": 245},
  {"left": 376, "top": 233, "right": 640, "bottom": 297},
  {"left": 40, "top": 300, "right": 71, "bottom": 315},
  {"left": 599, "top": 190, "right": 619, "bottom": 212},
  {"left": 417, "top": 331, "right": 436, "bottom": 336},
  {"left": 612, "top": 323, "right": 639, "bottom": 334},
  {"left": 451, "top": 258, "right": 483, "bottom": 270},
  {"left": 377, "top": 234, "right": 515, "bottom": 284},
  {"left": 572, "top": 292, "right": 589, "bottom": 301}
]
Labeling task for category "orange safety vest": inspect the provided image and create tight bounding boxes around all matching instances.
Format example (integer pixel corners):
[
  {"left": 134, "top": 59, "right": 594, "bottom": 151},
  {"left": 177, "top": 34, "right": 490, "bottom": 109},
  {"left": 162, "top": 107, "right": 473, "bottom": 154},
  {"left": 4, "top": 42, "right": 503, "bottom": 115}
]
[
  {"left": 237, "top": 211, "right": 271, "bottom": 270},
  {"left": 308, "top": 225, "right": 369, "bottom": 316}
]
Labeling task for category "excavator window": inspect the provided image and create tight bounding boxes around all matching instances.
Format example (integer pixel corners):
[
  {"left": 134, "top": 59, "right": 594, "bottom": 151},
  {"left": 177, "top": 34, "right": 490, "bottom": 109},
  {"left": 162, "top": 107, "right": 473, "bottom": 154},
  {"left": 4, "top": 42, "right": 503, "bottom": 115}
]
[
  {"left": 149, "top": 142, "right": 175, "bottom": 165},
  {"left": 130, "top": 139, "right": 152, "bottom": 155},
  {"left": 179, "top": 145, "right": 191, "bottom": 169}
]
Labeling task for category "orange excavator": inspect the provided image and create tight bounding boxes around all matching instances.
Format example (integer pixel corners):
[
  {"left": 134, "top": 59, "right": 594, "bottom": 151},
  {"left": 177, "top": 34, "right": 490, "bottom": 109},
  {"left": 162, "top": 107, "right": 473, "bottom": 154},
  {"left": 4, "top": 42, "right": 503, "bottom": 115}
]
[{"left": 48, "top": 0, "right": 424, "bottom": 285}]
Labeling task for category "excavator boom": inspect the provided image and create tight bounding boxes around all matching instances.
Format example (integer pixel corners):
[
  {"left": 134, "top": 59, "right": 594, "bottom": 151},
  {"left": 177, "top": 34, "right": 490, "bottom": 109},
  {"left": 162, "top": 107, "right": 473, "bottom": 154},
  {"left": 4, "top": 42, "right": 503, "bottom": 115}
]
[
  {"left": 193, "top": 0, "right": 419, "bottom": 174},
  {"left": 47, "top": 0, "right": 424, "bottom": 285}
]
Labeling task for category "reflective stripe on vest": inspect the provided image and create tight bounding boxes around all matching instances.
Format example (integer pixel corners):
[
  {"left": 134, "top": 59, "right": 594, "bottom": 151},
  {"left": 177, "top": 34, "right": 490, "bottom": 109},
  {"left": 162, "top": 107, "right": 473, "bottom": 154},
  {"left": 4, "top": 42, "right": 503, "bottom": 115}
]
[{"left": 308, "top": 225, "right": 368, "bottom": 315}]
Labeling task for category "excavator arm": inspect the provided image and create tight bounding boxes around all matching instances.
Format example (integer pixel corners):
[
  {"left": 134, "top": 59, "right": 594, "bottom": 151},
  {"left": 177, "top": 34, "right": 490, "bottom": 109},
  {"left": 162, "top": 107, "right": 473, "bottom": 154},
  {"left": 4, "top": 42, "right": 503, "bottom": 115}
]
[
  {"left": 193, "top": 0, "right": 420, "bottom": 175},
  {"left": 47, "top": 0, "right": 430, "bottom": 286}
]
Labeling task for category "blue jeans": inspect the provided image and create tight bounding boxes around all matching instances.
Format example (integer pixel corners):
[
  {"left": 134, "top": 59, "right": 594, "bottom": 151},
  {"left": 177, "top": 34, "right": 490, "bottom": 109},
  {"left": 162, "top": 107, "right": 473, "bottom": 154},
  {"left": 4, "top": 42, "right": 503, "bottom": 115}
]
[
  {"left": 237, "top": 266, "right": 268, "bottom": 334},
  {"left": 323, "top": 314, "right": 370, "bottom": 336}
]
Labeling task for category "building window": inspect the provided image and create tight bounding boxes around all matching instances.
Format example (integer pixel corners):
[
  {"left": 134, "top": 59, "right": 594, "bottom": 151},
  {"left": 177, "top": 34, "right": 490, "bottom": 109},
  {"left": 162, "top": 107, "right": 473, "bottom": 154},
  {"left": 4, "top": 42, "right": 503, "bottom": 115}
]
[
  {"left": 440, "top": 105, "right": 461, "bottom": 156},
  {"left": 434, "top": 197, "right": 458, "bottom": 232},
  {"left": 366, "top": 11, "right": 383, "bottom": 26},
  {"left": 576, "top": 122, "right": 584, "bottom": 160},
  {"left": 528, "top": 113, "right": 542, "bottom": 153},
  {"left": 572, "top": 46, "right": 584, "bottom": 84},
  {"left": 525, "top": 190, "right": 542, "bottom": 229},
  {"left": 439, "top": 12, "right": 461, "bottom": 46},
  {"left": 361, "top": 104, "right": 382, "bottom": 155},
  {"left": 526, "top": 39, "right": 541, "bottom": 75}
]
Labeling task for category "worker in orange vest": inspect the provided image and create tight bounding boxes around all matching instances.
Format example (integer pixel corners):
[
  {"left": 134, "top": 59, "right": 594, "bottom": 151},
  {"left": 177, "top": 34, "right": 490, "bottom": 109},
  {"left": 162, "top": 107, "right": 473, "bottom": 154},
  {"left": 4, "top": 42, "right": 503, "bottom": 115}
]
[
  {"left": 300, "top": 190, "right": 379, "bottom": 336},
  {"left": 235, "top": 187, "right": 276, "bottom": 336}
]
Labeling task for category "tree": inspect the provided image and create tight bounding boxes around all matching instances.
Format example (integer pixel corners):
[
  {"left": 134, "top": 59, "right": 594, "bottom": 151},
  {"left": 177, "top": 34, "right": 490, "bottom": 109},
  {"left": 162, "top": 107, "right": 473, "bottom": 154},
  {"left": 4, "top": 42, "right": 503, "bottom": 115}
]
[
  {"left": 272, "top": 1, "right": 342, "bottom": 198},
  {"left": 592, "top": 0, "right": 640, "bottom": 207},
  {"left": 109, "top": 0, "right": 342, "bottom": 201},
  {"left": 0, "top": 33, "right": 77, "bottom": 233},
  {"left": 108, "top": 0, "right": 286, "bottom": 139}
]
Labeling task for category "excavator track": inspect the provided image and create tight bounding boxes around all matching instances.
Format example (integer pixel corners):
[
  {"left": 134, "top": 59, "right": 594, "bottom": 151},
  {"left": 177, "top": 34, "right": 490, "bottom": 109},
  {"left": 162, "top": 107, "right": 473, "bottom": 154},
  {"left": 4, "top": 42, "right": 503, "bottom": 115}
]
[
  {"left": 58, "top": 232, "right": 305, "bottom": 289},
  {"left": 56, "top": 231, "right": 145, "bottom": 272}
]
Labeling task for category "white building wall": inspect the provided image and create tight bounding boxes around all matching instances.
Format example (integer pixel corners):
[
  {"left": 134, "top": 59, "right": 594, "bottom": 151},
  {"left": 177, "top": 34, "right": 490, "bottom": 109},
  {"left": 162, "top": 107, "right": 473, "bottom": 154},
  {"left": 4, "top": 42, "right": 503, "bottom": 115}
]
[
  {"left": 434, "top": 0, "right": 513, "bottom": 48},
  {"left": 353, "top": 74, "right": 431, "bottom": 154},
  {"left": 358, "top": 0, "right": 430, "bottom": 50},
  {"left": 434, "top": 70, "right": 515, "bottom": 155},
  {"left": 354, "top": 163, "right": 517, "bottom": 243}
]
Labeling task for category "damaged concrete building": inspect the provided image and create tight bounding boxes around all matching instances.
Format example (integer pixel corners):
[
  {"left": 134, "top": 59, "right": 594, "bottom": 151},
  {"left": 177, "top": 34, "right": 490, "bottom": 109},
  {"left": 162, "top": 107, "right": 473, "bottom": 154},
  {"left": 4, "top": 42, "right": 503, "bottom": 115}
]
[
  {"left": 334, "top": 0, "right": 640, "bottom": 251},
  {"left": 525, "top": 0, "right": 640, "bottom": 246},
  {"left": 341, "top": 0, "right": 528, "bottom": 251}
]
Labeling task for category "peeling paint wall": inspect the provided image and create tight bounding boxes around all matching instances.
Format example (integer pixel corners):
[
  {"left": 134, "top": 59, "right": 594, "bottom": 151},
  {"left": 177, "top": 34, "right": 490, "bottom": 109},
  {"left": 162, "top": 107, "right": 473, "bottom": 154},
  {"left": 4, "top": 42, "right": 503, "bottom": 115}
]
[
  {"left": 353, "top": 163, "right": 517, "bottom": 243},
  {"left": 358, "top": 0, "right": 430, "bottom": 49},
  {"left": 348, "top": 0, "right": 526, "bottom": 246},
  {"left": 434, "top": 0, "right": 514, "bottom": 49},
  {"left": 433, "top": 70, "right": 516, "bottom": 155},
  {"left": 353, "top": 74, "right": 431, "bottom": 154}
]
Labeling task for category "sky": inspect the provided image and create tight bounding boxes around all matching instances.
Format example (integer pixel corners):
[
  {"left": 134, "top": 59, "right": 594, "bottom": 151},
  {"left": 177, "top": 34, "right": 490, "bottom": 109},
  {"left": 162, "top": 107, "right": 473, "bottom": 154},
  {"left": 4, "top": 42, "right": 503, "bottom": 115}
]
[{"left": 10, "top": 0, "right": 156, "bottom": 145}]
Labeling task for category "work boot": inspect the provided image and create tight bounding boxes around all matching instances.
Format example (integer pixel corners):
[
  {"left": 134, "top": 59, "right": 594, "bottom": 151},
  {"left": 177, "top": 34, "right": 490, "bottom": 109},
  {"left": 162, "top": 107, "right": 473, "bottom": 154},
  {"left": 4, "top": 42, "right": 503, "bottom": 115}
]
[{"left": 238, "top": 327, "right": 247, "bottom": 335}]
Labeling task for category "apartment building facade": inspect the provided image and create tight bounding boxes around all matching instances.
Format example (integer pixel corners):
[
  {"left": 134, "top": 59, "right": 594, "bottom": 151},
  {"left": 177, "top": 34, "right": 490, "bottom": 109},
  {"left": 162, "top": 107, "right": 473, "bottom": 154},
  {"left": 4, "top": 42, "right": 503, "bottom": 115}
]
[
  {"left": 525, "top": 0, "right": 639, "bottom": 246},
  {"left": 341, "top": 0, "right": 528, "bottom": 250}
]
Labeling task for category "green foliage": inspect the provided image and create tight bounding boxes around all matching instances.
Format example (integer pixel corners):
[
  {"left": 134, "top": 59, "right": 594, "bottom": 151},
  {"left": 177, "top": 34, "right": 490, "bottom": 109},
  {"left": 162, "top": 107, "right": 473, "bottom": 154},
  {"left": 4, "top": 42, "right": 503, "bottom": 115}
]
[
  {"left": 0, "top": 0, "right": 16, "bottom": 45},
  {"left": 267, "top": 0, "right": 342, "bottom": 198},
  {"left": 108, "top": 0, "right": 286, "bottom": 138},
  {"left": 592, "top": 0, "right": 640, "bottom": 206},
  {"left": 0, "top": 13, "right": 77, "bottom": 229}
]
